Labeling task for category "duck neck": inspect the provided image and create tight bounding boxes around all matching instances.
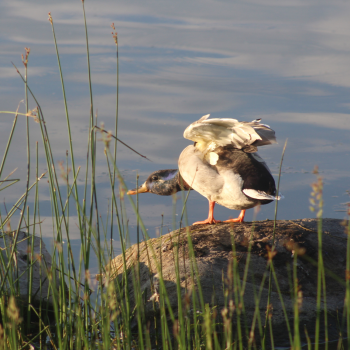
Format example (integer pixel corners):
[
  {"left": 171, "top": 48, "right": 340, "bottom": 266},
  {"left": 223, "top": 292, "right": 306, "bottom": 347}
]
[
  {"left": 176, "top": 172, "right": 192, "bottom": 192},
  {"left": 152, "top": 170, "right": 191, "bottom": 195}
]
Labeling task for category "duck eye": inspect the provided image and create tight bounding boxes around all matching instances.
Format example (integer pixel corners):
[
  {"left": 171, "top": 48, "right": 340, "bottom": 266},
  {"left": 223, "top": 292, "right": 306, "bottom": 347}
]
[{"left": 152, "top": 176, "right": 158, "bottom": 181}]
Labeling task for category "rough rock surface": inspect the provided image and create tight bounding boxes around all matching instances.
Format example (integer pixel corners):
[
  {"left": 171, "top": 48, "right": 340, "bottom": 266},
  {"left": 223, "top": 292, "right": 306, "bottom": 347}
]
[
  {"left": 105, "top": 218, "right": 348, "bottom": 347},
  {"left": 0, "top": 231, "right": 61, "bottom": 306}
]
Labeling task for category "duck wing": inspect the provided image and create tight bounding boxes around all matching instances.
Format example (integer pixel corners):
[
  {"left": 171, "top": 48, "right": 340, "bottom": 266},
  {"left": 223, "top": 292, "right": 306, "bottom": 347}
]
[{"left": 184, "top": 114, "right": 276, "bottom": 153}]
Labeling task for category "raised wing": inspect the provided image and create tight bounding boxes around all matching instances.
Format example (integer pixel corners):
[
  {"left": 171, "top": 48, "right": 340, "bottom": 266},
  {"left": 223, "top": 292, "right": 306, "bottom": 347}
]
[{"left": 183, "top": 114, "right": 276, "bottom": 153}]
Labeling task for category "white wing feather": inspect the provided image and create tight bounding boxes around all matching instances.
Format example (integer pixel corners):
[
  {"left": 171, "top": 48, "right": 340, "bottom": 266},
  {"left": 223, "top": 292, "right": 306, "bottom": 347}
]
[{"left": 184, "top": 114, "right": 276, "bottom": 154}]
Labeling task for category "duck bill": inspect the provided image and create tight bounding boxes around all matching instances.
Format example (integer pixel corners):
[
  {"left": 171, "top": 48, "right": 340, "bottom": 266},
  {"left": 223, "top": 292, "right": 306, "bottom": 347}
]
[{"left": 127, "top": 182, "right": 149, "bottom": 195}]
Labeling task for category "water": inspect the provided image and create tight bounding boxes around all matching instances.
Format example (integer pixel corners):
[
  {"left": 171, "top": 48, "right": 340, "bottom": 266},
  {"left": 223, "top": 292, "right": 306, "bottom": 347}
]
[{"left": 1, "top": 0, "right": 350, "bottom": 262}]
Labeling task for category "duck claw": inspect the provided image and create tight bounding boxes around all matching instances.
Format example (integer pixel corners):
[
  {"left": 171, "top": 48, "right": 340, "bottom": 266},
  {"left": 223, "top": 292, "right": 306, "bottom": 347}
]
[
  {"left": 223, "top": 217, "right": 244, "bottom": 223},
  {"left": 192, "top": 218, "right": 221, "bottom": 225},
  {"left": 223, "top": 209, "right": 246, "bottom": 223}
]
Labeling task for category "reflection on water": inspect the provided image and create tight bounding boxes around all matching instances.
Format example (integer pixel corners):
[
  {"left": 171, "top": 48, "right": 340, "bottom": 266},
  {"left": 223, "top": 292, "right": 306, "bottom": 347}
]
[{"left": 1, "top": 0, "right": 350, "bottom": 251}]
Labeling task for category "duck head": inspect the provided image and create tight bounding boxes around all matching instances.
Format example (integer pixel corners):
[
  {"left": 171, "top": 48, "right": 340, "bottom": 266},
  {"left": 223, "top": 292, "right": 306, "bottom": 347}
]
[{"left": 127, "top": 169, "right": 190, "bottom": 196}]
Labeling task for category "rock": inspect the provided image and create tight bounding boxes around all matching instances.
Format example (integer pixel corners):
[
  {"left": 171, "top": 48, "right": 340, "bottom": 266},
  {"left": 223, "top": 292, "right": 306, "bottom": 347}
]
[
  {"left": 104, "top": 219, "right": 348, "bottom": 347},
  {"left": 0, "top": 231, "right": 62, "bottom": 307}
]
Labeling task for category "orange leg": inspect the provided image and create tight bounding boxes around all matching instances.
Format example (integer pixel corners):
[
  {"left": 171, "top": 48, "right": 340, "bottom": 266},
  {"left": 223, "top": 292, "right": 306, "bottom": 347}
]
[
  {"left": 223, "top": 209, "right": 246, "bottom": 223},
  {"left": 193, "top": 200, "right": 222, "bottom": 225}
]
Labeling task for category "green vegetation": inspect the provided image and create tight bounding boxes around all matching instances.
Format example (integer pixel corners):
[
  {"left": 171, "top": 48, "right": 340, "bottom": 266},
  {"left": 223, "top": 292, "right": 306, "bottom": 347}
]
[{"left": 0, "top": 3, "right": 350, "bottom": 349}]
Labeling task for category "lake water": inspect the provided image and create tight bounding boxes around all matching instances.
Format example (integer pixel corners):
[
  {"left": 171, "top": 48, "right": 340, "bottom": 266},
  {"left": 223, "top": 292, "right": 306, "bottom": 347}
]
[{"left": 1, "top": 0, "right": 350, "bottom": 263}]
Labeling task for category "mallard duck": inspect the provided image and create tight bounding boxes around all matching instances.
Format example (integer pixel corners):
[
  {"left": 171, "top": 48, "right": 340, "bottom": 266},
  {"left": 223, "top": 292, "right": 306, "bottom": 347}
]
[{"left": 127, "top": 114, "right": 282, "bottom": 225}]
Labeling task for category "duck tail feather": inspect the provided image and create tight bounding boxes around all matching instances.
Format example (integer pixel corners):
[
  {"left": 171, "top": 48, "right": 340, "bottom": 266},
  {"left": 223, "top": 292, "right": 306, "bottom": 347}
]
[{"left": 243, "top": 189, "right": 283, "bottom": 200}]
